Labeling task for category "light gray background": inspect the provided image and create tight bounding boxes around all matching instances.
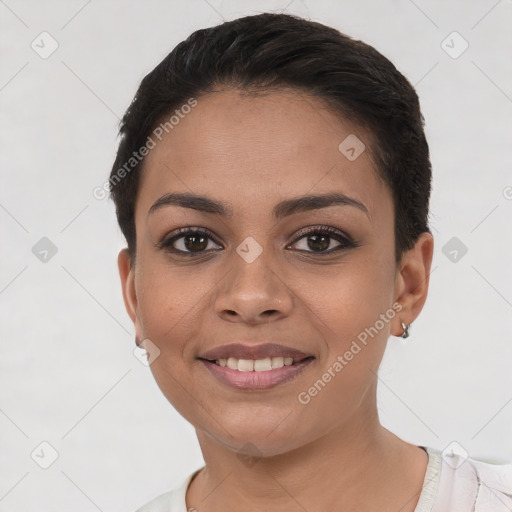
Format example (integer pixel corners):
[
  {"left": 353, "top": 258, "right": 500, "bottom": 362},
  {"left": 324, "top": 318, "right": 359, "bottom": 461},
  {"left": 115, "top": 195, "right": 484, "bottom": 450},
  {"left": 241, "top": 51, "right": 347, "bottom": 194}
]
[{"left": 1, "top": 0, "right": 511, "bottom": 510}]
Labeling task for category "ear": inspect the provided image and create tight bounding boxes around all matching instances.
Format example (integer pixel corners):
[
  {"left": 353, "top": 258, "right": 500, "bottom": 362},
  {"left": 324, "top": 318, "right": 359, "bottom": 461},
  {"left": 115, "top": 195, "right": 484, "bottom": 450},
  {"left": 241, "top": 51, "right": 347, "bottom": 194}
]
[
  {"left": 391, "top": 232, "right": 434, "bottom": 337},
  {"left": 118, "top": 248, "right": 142, "bottom": 345}
]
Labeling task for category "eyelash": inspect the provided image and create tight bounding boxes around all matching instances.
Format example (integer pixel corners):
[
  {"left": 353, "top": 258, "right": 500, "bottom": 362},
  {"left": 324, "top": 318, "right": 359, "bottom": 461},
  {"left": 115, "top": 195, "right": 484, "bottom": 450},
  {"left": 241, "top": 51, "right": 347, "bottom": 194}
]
[{"left": 157, "top": 225, "right": 357, "bottom": 257}]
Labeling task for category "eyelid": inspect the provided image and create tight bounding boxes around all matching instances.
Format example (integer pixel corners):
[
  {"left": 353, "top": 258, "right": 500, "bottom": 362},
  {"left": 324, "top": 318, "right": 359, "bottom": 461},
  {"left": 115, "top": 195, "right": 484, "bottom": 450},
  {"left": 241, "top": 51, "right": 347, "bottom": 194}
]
[
  {"left": 287, "top": 225, "right": 356, "bottom": 252},
  {"left": 291, "top": 225, "right": 353, "bottom": 244},
  {"left": 158, "top": 224, "right": 356, "bottom": 256},
  {"left": 157, "top": 226, "right": 222, "bottom": 250}
]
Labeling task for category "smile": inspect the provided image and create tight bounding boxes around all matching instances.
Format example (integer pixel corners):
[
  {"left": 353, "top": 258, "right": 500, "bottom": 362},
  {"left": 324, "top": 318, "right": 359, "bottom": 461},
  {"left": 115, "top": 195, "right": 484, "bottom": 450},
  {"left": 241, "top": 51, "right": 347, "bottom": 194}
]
[
  {"left": 212, "top": 356, "right": 298, "bottom": 371},
  {"left": 199, "top": 356, "right": 315, "bottom": 390}
]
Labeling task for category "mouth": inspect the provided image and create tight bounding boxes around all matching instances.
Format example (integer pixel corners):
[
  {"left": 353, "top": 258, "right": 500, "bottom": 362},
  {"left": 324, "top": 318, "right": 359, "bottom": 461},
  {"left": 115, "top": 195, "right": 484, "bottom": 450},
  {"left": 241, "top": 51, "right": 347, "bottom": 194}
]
[
  {"left": 196, "top": 343, "right": 316, "bottom": 390},
  {"left": 199, "top": 355, "right": 314, "bottom": 371}
]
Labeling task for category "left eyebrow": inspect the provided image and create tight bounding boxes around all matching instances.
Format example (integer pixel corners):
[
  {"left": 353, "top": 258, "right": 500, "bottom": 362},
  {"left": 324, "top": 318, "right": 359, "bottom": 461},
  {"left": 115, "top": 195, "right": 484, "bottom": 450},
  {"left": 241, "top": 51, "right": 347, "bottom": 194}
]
[
  {"left": 273, "top": 192, "right": 369, "bottom": 220},
  {"left": 148, "top": 191, "right": 369, "bottom": 220}
]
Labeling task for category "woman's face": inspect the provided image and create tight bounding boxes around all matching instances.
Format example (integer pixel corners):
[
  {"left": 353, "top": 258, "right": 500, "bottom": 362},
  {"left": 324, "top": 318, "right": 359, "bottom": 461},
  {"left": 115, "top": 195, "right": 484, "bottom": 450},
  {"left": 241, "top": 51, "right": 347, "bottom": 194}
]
[{"left": 119, "top": 89, "right": 428, "bottom": 457}]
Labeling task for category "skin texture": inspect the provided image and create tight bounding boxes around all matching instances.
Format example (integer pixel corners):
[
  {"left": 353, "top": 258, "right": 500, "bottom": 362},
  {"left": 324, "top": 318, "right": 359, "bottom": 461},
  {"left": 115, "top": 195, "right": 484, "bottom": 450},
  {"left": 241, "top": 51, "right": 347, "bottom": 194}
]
[{"left": 118, "top": 89, "right": 434, "bottom": 511}]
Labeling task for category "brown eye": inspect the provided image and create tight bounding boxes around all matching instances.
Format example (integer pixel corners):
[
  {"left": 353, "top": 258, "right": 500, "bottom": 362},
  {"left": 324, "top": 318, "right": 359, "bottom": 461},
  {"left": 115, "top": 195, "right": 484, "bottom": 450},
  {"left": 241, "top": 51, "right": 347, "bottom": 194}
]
[
  {"left": 302, "top": 233, "right": 331, "bottom": 252},
  {"left": 180, "top": 232, "right": 209, "bottom": 252},
  {"left": 159, "top": 228, "right": 222, "bottom": 255},
  {"left": 289, "top": 226, "right": 356, "bottom": 254}
]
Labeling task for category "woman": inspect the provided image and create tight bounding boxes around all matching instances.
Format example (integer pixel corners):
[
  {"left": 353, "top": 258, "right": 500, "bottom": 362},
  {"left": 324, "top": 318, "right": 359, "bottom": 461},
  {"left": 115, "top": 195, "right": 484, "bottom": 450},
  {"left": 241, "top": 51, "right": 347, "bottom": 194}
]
[{"left": 108, "top": 12, "right": 512, "bottom": 512}]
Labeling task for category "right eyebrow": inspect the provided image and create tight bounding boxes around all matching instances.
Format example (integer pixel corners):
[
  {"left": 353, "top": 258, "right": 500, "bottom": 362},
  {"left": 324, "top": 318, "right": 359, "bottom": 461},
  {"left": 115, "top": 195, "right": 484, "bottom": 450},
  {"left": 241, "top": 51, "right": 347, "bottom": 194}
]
[{"left": 148, "top": 192, "right": 233, "bottom": 217}]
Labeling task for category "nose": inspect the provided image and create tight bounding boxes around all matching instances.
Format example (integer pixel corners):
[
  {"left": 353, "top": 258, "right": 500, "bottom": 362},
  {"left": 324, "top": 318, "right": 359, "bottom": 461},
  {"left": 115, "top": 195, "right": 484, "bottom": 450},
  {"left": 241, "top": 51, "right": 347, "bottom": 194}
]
[{"left": 214, "top": 247, "right": 294, "bottom": 324}]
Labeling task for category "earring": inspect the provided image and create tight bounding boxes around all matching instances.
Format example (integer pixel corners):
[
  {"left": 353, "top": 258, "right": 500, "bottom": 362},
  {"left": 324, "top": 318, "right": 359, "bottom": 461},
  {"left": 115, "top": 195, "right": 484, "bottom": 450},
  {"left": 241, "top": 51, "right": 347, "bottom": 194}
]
[{"left": 401, "top": 322, "right": 410, "bottom": 339}]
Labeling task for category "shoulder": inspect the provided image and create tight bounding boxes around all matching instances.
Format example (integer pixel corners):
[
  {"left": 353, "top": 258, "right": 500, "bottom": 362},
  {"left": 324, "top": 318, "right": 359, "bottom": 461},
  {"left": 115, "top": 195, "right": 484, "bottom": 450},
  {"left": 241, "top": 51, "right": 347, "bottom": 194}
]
[
  {"left": 134, "top": 468, "right": 202, "bottom": 512},
  {"left": 425, "top": 446, "right": 512, "bottom": 512},
  {"left": 462, "top": 455, "right": 512, "bottom": 510},
  {"left": 134, "top": 490, "right": 173, "bottom": 512}
]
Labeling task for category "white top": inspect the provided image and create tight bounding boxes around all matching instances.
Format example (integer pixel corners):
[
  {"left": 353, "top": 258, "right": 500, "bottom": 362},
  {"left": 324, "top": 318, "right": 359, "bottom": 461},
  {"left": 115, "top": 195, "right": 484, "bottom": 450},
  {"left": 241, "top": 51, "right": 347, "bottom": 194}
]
[{"left": 135, "top": 446, "right": 512, "bottom": 512}]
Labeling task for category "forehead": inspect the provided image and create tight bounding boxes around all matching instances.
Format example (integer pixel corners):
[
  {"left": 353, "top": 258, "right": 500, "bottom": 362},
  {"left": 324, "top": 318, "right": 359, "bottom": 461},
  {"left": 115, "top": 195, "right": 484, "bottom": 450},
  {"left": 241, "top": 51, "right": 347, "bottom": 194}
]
[{"left": 136, "top": 88, "right": 388, "bottom": 221}]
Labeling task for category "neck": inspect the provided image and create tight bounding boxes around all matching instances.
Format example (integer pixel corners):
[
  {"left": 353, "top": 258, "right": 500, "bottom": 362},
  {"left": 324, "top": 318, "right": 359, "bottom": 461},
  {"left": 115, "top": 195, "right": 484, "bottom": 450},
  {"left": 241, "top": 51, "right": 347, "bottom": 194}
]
[{"left": 186, "top": 402, "right": 428, "bottom": 511}]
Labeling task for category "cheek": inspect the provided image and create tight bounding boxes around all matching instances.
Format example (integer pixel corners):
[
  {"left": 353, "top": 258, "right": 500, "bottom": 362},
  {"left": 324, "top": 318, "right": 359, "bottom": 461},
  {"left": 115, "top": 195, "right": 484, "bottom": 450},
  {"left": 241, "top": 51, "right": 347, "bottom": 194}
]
[
  {"left": 133, "top": 258, "right": 208, "bottom": 372},
  {"left": 301, "top": 255, "right": 396, "bottom": 340},
  {"left": 135, "top": 251, "right": 205, "bottom": 328},
  {"left": 294, "top": 265, "right": 394, "bottom": 421},
  {"left": 134, "top": 262, "right": 205, "bottom": 420}
]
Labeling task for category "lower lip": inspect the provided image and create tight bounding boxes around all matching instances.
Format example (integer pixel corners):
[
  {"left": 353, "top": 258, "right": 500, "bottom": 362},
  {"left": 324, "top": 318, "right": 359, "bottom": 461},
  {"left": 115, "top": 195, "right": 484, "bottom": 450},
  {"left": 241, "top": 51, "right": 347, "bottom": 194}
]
[{"left": 199, "top": 358, "right": 315, "bottom": 391}]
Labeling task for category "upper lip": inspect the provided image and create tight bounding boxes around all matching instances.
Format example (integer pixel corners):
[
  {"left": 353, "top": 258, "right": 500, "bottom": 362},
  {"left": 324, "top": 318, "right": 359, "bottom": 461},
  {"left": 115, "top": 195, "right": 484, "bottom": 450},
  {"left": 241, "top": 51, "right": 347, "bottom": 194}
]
[{"left": 198, "top": 343, "right": 314, "bottom": 361}]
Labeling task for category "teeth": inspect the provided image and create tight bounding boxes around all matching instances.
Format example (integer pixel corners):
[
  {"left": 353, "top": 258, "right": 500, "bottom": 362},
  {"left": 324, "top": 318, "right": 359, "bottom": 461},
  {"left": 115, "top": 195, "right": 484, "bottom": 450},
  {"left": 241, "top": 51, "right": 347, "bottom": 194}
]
[
  {"left": 271, "top": 356, "right": 284, "bottom": 368},
  {"left": 216, "top": 356, "right": 296, "bottom": 371},
  {"left": 254, "top": 358, "right": 272, "bottom": 371},
  {"left": 238, "top": 359, "right": 254, "bottom": 372},
  {"left": 227, "top": 357, "right": 238, "bottom": 370}
]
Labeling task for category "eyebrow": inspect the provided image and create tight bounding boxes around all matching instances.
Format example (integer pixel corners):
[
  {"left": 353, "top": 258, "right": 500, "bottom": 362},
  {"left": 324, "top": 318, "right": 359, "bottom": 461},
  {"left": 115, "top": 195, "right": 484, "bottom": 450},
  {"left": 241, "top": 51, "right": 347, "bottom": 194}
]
[{"left": 148, "top": 191, "right": 369, "bottom": 220}]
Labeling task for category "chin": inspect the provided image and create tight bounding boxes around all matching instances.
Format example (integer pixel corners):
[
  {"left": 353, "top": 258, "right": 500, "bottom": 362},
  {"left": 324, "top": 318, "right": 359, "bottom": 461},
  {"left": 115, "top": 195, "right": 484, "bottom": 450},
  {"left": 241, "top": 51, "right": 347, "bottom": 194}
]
[{"left": 208, "top": 411, "right": 311, "bottom": 457}]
